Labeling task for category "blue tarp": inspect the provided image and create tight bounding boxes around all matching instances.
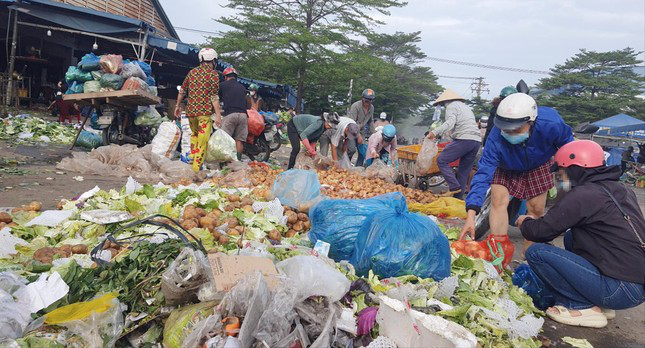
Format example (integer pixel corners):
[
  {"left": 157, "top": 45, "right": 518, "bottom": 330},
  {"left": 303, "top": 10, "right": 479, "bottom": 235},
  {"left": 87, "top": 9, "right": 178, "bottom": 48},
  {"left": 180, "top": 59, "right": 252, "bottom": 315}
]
[
  {"left": 593, "top": 114, "right": 645, "bottom": 135},
  {"left": 148, "top": 35, "right": 198, "bottom": 55}
]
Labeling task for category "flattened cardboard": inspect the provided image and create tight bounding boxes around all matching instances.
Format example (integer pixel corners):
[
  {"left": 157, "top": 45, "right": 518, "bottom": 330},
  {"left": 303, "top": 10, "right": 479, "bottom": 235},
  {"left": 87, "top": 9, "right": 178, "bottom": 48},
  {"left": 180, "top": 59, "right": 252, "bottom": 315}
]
[{"left": 207, "top": 252, "right": 279, "bottom": 292}]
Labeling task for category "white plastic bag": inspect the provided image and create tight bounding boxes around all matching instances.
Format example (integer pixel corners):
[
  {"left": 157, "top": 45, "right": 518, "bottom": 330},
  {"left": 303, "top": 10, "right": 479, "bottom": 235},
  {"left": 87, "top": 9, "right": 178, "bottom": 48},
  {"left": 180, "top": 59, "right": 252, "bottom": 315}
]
[
  {"left": 151, "top": 122, "right": 181, "bottom": 159},
  {"left": 339, "top": 152, "right": 353, "bottom": 169},
  {"left": 207, "top": 129, "right": 237, "bottom": 163},
  {"left": 180, "top": 113, "right": 192, "bottom": 159},
  {"left": 134, "top": 106, "right": 162, "bottom": 127},
  {"left": 416, "top": 139, "right": 438, "bottom": 176},
  {"left": 276, "top": 255, "right": 350, "bottom": 302}
]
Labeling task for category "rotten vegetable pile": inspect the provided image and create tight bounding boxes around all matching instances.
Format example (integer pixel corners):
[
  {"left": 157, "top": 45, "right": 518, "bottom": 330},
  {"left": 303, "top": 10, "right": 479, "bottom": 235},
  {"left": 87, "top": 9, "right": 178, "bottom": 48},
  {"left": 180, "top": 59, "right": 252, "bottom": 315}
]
[
  {"left": 0, "top": 114, "right": 78, "bottom": 144},
  {"left": 0, "top": 162, "right": 545, "bottom": 348}
]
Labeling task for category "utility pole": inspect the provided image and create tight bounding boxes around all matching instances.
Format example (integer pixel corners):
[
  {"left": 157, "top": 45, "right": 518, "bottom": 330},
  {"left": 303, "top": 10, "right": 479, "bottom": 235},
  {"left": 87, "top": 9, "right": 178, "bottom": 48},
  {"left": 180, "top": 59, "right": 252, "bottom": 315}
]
[
  {"left": 470, "top": 77, "right": 490, "bottom": 98},
  {"left": 6, "top": 10, "right": 18, "bottom": 106}
]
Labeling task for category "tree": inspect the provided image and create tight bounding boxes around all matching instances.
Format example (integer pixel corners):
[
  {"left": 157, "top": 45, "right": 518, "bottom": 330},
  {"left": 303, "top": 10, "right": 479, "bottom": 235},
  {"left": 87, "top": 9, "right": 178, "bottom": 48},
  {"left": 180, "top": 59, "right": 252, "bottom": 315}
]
[
  {"left": 536, "top": 48, "right": 645, "bottom": 125},
  {"left": 466, "top": 96, "right": 491, "bottom": 117},
  {"left": 367, "top": 31, "right": 426, "bottom": 65},
  {"left": 210, "top": 0, "right": 406, "bottom": 112}
]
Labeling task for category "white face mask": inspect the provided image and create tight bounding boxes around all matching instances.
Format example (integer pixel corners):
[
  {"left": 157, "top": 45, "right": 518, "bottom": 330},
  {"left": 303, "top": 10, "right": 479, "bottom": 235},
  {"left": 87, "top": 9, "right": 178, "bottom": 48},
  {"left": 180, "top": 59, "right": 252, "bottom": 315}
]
[{"left": 250, "top": 91, "right": 256, "bottom": 96}]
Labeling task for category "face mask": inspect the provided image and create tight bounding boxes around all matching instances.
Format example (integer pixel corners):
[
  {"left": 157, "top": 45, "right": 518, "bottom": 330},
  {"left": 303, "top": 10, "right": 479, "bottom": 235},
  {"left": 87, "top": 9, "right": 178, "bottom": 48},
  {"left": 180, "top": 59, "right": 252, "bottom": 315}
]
[
  {"left": 556, "top": 179, "right": 571, "bottom": 192},
  {"left": 250, "top": 91, "right": 256, "bottom": 96},
  {"left": 501, "top": 131, "right": 529, "bottom": 144}
]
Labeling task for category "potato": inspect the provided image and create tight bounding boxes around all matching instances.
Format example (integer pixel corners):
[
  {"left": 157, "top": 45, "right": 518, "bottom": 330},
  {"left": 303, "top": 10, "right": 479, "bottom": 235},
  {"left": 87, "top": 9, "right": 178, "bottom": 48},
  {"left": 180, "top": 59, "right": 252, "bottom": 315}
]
[
  {"left": 207, "top": 210, "right": 222, "bottom": 218},
  {"left": 224, "top": 205, "right": 234, "bottom": 212},
  {"left": 33, "top": 247, "right": 56, "bottom": 263},
  {"left": 195, "top": 208, "right": 207, "bottom": 217},
  {"left": 0, "top": 222, "right": 5, "bottom": 229},
  {"left": 27, "top": 202, "right": 42, "bottom": 212},
  {"left": 59, "top": 245, "right": 73, "bottom": 254},
  {"left": 11, "top": 207, "right": 25, "bottom": 214},
  {"left": 181, "top": 219, "right": 199, "bottom": 231},
  {"left": 71, "top": 244, "right": 88, "bottom": 254},
  {"left": 286, "top": 230, "right": 297, "bottom": 238},
  {"left": 303, "top": 221, "right": 311, "bottom": 230},
  {"left": 241, "top": 205, "right": 253, "bottom": 213},
  {"left": 54, "top": 248, "right": 71, "bottom": 258},
  {"left": 183, "top": 205, "right": 199, "bottom": 220},
  {"left": 219, "top": 235, "right": 230, "bottom": 244},
  {"left": 199, "top": 216, "right": 216, "bottom": 230},
  {"left": 293, "top": 221, "right": 304, "bottom": 232},
  {"left": 0, "top": 212, "right": 12, "bottom": 223},
  {"left": 268, "top": 229, "right": 281, "bottom": 241},
  {"left": 234, "top": 225, "right": 245, "bottom": 233},
  {"left": 107, "top": 248, "right": 119, "bottom": 258},
  {"left": 56, "top": 200, "right": 66, "bottom": 210},
  {"left": 237, "top": 239, "right": 244, "bottom": 248},
  {"left": 286, "top": 211, "right": 298, "bottom": 224},
  {"left": 227, "top": 218, "right": 238, "bottom": 228},
  {"left": 227, "top": 229, "right": 240, "bottom": 236},
  {"left": 241, "top": 197, "right": 254, "bottom": 206},
  {"left": 297, "top": 213, "right": 308, "bottom": 222},
  {"left": 228, "top": 194, "right": 240, "bottom": 202}
]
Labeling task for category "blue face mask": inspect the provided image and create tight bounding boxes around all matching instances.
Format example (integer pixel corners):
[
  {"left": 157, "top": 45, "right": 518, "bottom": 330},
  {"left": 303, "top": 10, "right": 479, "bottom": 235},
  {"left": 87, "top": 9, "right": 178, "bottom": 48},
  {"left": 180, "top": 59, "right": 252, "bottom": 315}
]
[{"left": 501, "top": 131, "right": 529, "bottom": 144}]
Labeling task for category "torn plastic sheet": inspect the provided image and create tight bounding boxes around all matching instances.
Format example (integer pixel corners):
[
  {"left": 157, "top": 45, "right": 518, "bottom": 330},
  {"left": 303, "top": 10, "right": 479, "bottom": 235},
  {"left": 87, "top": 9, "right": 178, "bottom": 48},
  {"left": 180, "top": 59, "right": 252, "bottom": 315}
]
[{"left": 24, "top": 210, "right": 75, "bottom": 227}]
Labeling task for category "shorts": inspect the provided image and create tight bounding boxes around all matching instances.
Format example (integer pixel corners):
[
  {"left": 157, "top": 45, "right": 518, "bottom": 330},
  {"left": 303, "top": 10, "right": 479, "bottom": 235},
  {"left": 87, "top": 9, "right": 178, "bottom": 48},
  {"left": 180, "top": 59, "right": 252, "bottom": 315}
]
[
  {"left": 492, "top": 160, "right": 554, "bottom": 200},
  {"left": 221, "top": 112, "right": 248, "bottom": 141}
]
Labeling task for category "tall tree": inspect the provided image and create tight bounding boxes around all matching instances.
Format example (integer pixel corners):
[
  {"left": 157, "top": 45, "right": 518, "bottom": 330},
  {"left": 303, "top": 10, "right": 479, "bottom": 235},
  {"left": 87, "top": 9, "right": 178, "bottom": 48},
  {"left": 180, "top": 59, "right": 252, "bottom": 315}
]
[
  {"left": 367, "top": 31, "right": 426, "bottom": 65},
  {"left": 536, "top": 48, "right": 645, "bottom": 125},
  {"left": 466, "top": 96, "right": 492, "bottom": 117},
  {"left": 211, "top": 0, "right": 406, "bottom": 112}
]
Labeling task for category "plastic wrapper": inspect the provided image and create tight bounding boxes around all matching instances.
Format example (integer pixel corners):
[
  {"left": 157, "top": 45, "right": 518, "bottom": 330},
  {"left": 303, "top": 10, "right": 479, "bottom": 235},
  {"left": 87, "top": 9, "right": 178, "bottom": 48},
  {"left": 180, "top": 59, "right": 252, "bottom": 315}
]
[
  {"left": 308, "top": 192, "right": 407, "bottom": 261},
  {"left": 254, "top": 279, "right": 299, "bottom": 346},
  {"left": 271, "top": 169, "right": 322, "bottom": 209},
  {"left": 121, "top": 77, "right": 149, "bottom": 92},
  {"left": 512, "top": 264, "right": 555, "bottom": 310},
  {"left": 416, "top": 138, "right": 438, "bottom": 176},
  {"left": 56, "top": 144, "right": 197, "bottom": 183},
  {"left": 148, "top": 86, "right": 158, "bottom": 96},
  {"left": 294, "top": 298, "right": 338, "bottom": 347},
  {"left": 294, "top": 152, "right": 335, "bottom": 170},
  {"left": 276, "top": 255, "right": 350, "bottom": 302},
  {"left": 44, "top": 293, "right": 124, "bottom": 348},
  {"left": 121, "top": 62, "right": 147, "bottom": 80},
  {"left": 0, "top": 272, "right": 30, "bottom": 340},
  {"left": 135, "top": 60, "right": 152, "bottom": 76},
  {"left": 207, "top": 129, "right": 237, "bottom": 163},
  {"left": 91, "top": 70, "right": 104, "bottom": 81},
  {"left": 339, "top": 152, "right": 352, "bottom": 169},
  {"left": 163, "top": 301, "right": 217, "bottom": 348},
  {"left": 365, "top": 159, "right": 397, "bottom": 183},
  {"left": 77, "top": 52, "right": 101, "bottom": 72},
  {"left": 99, "top": 73, "right": 125, "bottom": 90},
  {"left": 65, "top": 81, "right": 84, "bottom": 94},
  {"left": 134, "top": 106, "right": 162, "bottom": 127},
  {"left": 99, "top": 54, "right": 124, "bottom": 74},
  {"left": 76, "top": 130, "right": 102, "bottom": 149},
  {"left": 151, "top": 122, "right": 181, "bottom": 159},
  {"left": 247, "top": 109, "right": 265, "bottom": 137},
  {"left": 161, "top": 248, "right": 211, "bottom": 306},
  {"left": 65, "top": 66, "right": 93, "bottom": 84},
  {"left": 262, "top": 111, "right": 279, "bottom": 125},
  {"left": 351, "top": 202, "right": 451, "bottom": 280},
  {"left": 83, "top": 80, "right": 101, "bottom": 93},
  {"left": 146, "top": 75, "right": 156, "bottom": 87},
  {"left": 181, "top": 314, "right": 222, "bottom": 348}
]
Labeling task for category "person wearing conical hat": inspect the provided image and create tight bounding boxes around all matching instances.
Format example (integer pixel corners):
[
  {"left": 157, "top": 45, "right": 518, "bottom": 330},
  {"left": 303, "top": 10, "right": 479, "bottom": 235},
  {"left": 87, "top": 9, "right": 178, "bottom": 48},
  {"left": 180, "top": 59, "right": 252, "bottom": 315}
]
[{"left": 426, "top": 89, "right": 482, "bottom": 199}]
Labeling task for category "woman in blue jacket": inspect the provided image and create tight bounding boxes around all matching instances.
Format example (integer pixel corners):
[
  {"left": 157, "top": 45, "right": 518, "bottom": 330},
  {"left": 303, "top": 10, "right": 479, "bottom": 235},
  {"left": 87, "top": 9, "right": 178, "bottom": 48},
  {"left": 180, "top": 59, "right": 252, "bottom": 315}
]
[{"left": 460, "top": 94, "right": 574, "bottom": 254}]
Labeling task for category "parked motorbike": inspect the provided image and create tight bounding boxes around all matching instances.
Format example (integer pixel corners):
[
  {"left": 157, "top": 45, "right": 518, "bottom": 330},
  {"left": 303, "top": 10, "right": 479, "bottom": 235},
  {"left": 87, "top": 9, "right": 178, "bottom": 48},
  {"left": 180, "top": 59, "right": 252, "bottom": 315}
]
[
  {"left": 98, "top": 107, "right": 155, "bottom": 146},
  {"left": 243, "top": 111, "right": 281, "bottom": 162}
]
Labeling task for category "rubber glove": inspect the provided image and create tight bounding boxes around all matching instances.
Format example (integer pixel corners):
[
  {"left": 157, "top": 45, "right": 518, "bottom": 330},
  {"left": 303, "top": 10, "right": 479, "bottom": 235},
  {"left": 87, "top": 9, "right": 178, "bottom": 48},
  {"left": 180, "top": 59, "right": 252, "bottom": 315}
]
[
  {"left": 394, "top": 159, "right": 399, "bottom": 169},
  {"left": 302, "top": 138, "right": 316, "bottom": 156}
]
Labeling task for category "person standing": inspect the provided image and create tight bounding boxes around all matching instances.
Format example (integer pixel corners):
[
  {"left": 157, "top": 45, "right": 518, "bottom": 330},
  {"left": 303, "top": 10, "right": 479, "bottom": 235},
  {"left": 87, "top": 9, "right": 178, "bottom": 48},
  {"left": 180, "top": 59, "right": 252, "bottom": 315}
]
[
  {"left": 219, "top": 67, "right": 249, "bottom": 161},
  {"left": 247, "top": 83, "right": 263, "bottom": 111},
  {"left": 287, "top": 113, "right": 338, "bottom": 169},
  {"left": 175, "top": 48, "right": 221, "bottom": 172},
  {"left": 426, "top": 89, "right": 482, "bottom": 198},
  {"left": 621, "top": 146, "right": 634, "bottom": 173},
  {"left": 374, "top": 112, "right": 390, "bottom": 132},
  {"left": 484, "top": 86, "right": 517, "bottom": 146},
  {"left": 348, "top": 89, "right": 375, "bottom": 166}
]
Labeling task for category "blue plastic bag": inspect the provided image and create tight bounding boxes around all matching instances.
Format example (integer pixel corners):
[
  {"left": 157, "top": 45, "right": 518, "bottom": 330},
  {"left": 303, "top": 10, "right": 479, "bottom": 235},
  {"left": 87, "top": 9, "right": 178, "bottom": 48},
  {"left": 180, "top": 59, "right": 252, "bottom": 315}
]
[
  {"left": 65, "top": 81, "right": 84, "bottom": 94},
  {"left": 351, "top": 203, "right": 451, "bottom": 280},
  {"left": 512, "top": 264, "right": 555, "bottom": 310},
  {"left": 357, "top": 143, "right": 368, "bottom": 159},
  {"left": 309, "top": 192, "right": 407, "bottom": 262},
  {"left": 146, "top": 75, "right": 156, "bottom": 87},
  {"left": 77, "top": 53, "right": 101, "bottom": 72},
  {"left": 77, "top": 130, "right": 102, "bottom": 149},
  {"left": 136, "top": 61, "right": 152, "bottom": 76},
  {"left": 272, "top": 169, "right": 322, "bottom": 210},
  {"left": 261, "top": 112, "right": 279, "bottom": 125},
  {"left": 65, "top": 66, "right": 93, "bottom": 84}
]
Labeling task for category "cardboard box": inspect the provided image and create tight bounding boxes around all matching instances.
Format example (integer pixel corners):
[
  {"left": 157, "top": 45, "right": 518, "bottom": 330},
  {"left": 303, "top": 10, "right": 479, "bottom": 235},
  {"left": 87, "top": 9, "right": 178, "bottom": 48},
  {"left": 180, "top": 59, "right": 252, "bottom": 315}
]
[{"left": 207, "top": 252, "right": 279, "bottom": 292}]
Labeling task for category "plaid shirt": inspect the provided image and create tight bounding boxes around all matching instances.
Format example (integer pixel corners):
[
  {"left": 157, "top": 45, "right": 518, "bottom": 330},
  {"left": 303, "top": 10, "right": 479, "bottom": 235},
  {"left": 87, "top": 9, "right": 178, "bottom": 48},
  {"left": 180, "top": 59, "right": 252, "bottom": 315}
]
[{"left": 181, "top": 64, "right": 219, "bottom": 117}]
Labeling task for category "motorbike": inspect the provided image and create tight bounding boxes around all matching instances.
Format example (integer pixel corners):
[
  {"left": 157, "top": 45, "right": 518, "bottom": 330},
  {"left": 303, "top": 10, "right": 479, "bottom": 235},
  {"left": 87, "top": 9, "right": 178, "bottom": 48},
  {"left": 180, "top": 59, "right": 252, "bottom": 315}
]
[
  {"left": 243, "top": 111, "right": 281, "bottom": 162},
  {"left": 98, "top": 107, "right": 155, "bottom": 146}
]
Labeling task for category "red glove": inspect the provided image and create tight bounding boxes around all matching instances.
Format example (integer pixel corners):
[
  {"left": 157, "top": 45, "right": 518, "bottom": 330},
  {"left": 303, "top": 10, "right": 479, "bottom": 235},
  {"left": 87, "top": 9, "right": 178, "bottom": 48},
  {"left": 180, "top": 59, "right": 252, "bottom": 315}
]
[{"left": 302, "top": 138, "right": 316, "bottom": 156}]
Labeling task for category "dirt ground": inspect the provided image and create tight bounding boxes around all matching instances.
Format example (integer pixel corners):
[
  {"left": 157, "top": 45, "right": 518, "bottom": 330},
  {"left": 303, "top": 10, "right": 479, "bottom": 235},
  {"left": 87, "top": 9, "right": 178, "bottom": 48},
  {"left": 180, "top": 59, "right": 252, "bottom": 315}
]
[{"left": 1, "top": 140, "right": 644, "bottom": 347}]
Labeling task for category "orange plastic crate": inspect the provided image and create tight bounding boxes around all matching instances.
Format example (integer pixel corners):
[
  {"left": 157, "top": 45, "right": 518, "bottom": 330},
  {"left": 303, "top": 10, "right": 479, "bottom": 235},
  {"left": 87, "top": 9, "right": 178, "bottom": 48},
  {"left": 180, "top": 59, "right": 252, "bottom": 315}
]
[{"left": 397, "top": 142, "right": 459, "bottom": 175}]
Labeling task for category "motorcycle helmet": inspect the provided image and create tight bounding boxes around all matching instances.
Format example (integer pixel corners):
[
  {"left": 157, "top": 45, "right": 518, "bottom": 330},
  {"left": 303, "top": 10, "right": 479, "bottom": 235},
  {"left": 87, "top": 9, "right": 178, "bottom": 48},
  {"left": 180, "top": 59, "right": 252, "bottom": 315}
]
[
  {"left": 494, "top": 93, "right": 538, "bottom": 130},
  {"left": 362, "top": 89, "right": 376, "bottom": 100},
  {"left": 198, "top": 48, "right": 218, "bottom": 62},
  {"left": 222, "top": 67, "right": 238, "bottom": 78},
  {"left": 553, "top": 140, "right": 605, "bottom": 169},
  {"left": 382, "top": 124, "right": 396, "bottom": 142}
]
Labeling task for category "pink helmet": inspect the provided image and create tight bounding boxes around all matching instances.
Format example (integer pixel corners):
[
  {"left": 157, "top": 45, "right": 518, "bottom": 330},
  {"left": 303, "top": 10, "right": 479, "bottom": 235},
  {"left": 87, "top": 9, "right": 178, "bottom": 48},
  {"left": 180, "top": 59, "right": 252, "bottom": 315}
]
[{"left": 554, "top": 140, "right": 605, "bottom": 169}]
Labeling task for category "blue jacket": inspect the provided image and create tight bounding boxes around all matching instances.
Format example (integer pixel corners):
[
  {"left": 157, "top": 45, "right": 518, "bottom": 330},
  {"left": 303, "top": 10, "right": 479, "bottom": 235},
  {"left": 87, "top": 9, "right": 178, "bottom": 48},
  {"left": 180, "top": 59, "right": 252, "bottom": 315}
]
[{"left": 466, "top": 106, "right": 573, "bottom": 212}]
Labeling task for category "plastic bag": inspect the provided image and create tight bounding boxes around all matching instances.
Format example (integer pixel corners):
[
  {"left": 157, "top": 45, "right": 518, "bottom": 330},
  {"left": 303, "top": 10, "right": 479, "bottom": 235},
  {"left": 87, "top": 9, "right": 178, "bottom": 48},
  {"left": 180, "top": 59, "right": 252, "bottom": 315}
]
[
  {"left": 254, "top": 279, "right": 299, "bottom": 346},
  {"left": 351, "top": 202, "right": 451, "bottom": 280},
  {"left": 163, "top": 301, "right": 217, "bottom": 348},
  {"left": 100, "top": 54, "right": 124, "bottom": 74},
  {"left": 151, "top": 122, "right": 181, "bottom": 158},
  {"left": 271, "top": 169, "right": 322, "bottom": 209},
  {"left": 121, "top": 62, "right": 146, "bottom": 80},
  {"left": 206, "top": 129, "right": 237, "bottom": 163},
  {"left": 262, "top": 111, "right": 279, "bottom": 125},
  {"left": 276, "top": 255, "right": 351, "bottom": 302},
  {"left": 146, "top": 75, "right": 156, "bottom": 87},
  {"left": 45, "top": 293, "right": 124, "bottom": 348},
  {"left": 181, "top": 314, "right": 222, "bottom": 348},
  {"left": 365, "top": 159, "right": 397, "bottom": 183},
  {"left": 77, "top": 130, "right": 102, "bottom": 149},
  {"left": 308, "top": 192, "right": 408, "bottom": 262},
  {"left": 91, "top": 70, "right": 104, "bottom": 81},
  {"left": 161, "top": 248, "right": 211, "bottom": 306},
  {"left": 0, "top": 272, "right": 30, "bottom": 340},
  {"left": 135, "top": 60, "right": 152, "bottom": 76},
  {"left": 512, "top": 264, "right": 555, "bottom": 310},
  {"left": 180, "top": 114, "right": 192, "bottom": 161},
  {"left": 65, "top": 66, "right": 93, "bottom": 84},
  {"left": 121, "top": 77, "right": 149, "bottom": 92},
  {"left": 82, "top": 80, "right": 100, "bottom": 94},
  {"left": 295, "top": 153, "right": 334, "bottom": 170},
  {"left": 77, "top": 53, "right": 101, "bottom": 72},
  {"left": 134, "top": 106, "right": 162, "bottom": 127},
  {"left": 247, "top": 109, "right": 265, "bottom": 137},
  {"left": 65, "top": 81, "right": 84, "bottom": 94},
  {"left": 339, "top": 152, "right": 352, "bottom": 169},
  {"left": 409, "top": 197, "right": 467, "bottom": 219},
  {"left": 148, "top": 86, "right": 158, "bottom": 96},
  {"left": 416, "top": 138, "right": 438, "bottom": 176},
  {"left": 99, "top": 73, "right": 125, "bottom": 90}
]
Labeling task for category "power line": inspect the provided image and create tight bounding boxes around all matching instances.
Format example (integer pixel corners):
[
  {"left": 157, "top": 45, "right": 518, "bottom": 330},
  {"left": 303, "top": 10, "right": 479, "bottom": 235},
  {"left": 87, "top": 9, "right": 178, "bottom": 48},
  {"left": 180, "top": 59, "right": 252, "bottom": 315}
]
[
  {"left": 437, "top": 75, "right": 479, "bottom": 80},
  {"left": 470, "top": 77, "right": 490, "bottom": 98},
  {"left": 175, "top": 26, "right": 218, "bottom": 36},
  {"left": 426, "top": 56, "right": 550, "bottom": 75}
]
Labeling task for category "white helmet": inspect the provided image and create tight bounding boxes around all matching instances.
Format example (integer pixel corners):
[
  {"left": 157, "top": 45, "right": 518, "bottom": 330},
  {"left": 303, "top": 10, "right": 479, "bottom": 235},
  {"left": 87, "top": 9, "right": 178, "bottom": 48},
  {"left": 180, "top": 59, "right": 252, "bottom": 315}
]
[
  {"left": 379, "top": 112, "right": 387, "bottom": 120},
  {"left": 494, "top": 93, "right": 537, "bottom": 130},
  {"left": 198, "top": 48, "right": 218, "bottom": 62}
]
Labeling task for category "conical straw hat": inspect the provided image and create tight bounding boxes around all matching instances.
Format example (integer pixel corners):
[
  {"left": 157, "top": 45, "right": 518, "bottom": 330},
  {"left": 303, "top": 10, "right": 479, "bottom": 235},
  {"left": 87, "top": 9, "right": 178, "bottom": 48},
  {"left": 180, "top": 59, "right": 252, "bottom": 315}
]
[{"left": 432, "top": 89, "right": 465, "bottom": 106}]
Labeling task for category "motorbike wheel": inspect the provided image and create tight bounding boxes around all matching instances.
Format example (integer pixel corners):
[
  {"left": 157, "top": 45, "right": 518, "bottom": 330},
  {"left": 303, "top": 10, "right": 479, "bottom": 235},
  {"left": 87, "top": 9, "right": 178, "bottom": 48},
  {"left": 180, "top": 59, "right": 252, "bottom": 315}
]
[
  {"left": 269, "top": 132, "right": 282, "bottom": 151},
  {"left": 425, "top": 174, "right": 446, "bottom": 188},
  {"left": 474, "top": 191, "right": 524, "bottom": 241},
  {"left": 102, "top": 124, "right": 119, "bottom": 146},
  {"left": 245, "top": 137, "right": 271, "bottom": 162}
]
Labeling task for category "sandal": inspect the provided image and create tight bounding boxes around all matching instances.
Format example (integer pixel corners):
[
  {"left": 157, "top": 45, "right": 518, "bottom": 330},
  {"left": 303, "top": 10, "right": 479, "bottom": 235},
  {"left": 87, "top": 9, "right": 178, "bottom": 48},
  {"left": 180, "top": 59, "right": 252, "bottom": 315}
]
[
  {"left": 602, "top": 308, "right": 616, "bottom": 320},
  {"left": 546, "top": 305, "right": 607, "bottom": 328}
]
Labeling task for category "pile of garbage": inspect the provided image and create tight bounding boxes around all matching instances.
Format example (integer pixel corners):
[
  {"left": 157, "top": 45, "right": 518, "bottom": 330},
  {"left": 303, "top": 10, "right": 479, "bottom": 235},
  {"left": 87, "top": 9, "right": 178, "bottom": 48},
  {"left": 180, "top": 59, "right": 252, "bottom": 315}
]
[
  {"left": 65, "top": 53, "right": 157, "bottom": 96},
  {"left": 0, "top": 165, "right": 545, "bottom": 347},
  {"left": 0, "top": 114, "right": 77, "bottom": 144}
]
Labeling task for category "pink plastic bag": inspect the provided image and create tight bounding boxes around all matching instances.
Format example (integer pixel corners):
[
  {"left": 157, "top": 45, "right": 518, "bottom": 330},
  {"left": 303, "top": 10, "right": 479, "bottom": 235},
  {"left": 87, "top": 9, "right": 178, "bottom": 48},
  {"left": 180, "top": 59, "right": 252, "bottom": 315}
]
[{"left": 99, "top": 55, "right": 124, "bottom": 74}]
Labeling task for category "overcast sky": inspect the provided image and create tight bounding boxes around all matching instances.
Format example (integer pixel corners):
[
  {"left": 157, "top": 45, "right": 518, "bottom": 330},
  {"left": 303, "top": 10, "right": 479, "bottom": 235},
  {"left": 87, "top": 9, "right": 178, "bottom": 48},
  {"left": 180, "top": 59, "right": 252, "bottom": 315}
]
[{"left": 159, "top": 0, "right": 645, "bottom": 100}]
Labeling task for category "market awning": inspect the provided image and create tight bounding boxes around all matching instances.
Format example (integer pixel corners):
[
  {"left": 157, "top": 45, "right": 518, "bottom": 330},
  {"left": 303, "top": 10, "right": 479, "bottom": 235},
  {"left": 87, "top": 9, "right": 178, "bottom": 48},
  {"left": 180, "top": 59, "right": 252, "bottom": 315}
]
[
  {"left": 593, "top": 113, "right": 645, "bottom": 135},
  {"left": 5, "top": 0, "right": 149, "bottom": 34}
]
